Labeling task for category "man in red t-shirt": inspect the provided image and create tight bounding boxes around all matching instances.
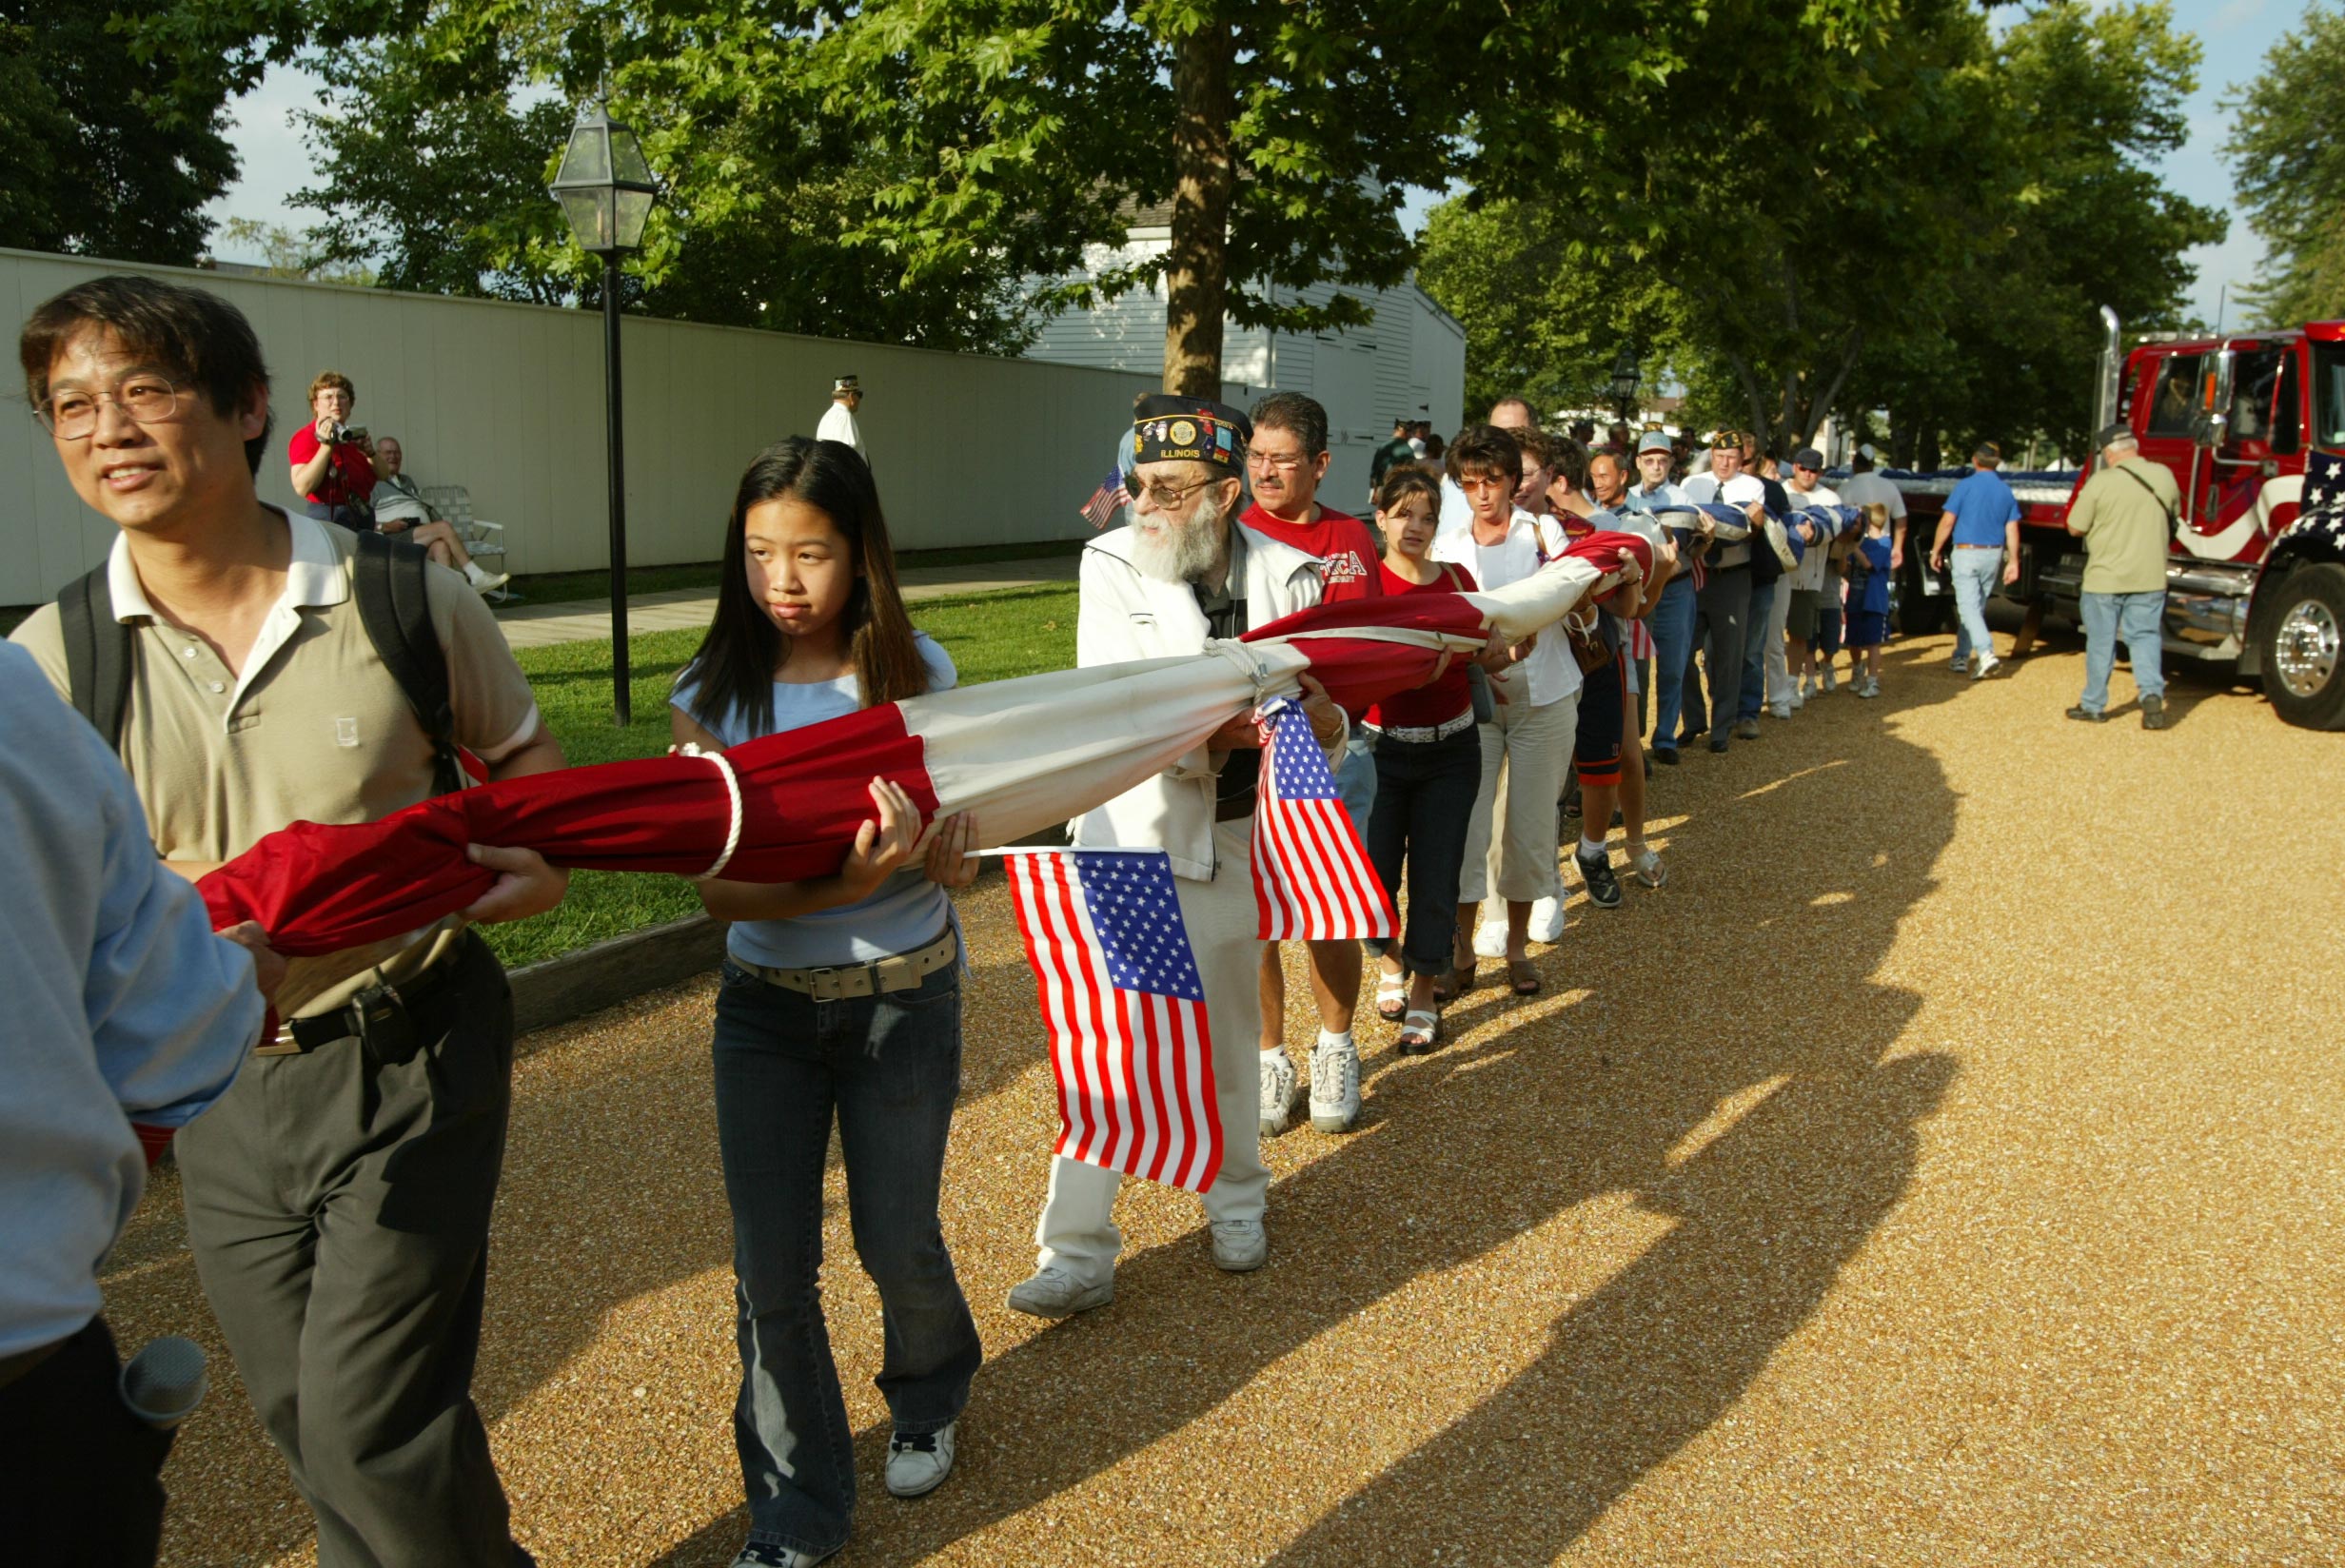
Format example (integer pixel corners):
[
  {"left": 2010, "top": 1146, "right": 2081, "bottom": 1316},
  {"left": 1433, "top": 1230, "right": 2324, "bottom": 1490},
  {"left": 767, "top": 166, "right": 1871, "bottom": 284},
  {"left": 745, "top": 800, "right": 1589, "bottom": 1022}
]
[{"left": 1241, "top": 392, "right": 1384, "bottom": 1139}]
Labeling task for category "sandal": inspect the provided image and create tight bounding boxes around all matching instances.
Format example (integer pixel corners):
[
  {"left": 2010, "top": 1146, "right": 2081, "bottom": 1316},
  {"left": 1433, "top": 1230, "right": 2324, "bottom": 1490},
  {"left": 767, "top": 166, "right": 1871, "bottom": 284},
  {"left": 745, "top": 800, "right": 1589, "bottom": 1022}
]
[
  {"left": 1374, "top": 969, "right": 1409, "bottom": 1023},
  {"left": 1506, "top": 958, "right": 1541, "bottom": 996},
  {"left": 1396, "top": 1008, "right": 1440, "bottom": 1054},
  {"left": 1447, "top": 935, "right": 1477, "bottom": 998}
]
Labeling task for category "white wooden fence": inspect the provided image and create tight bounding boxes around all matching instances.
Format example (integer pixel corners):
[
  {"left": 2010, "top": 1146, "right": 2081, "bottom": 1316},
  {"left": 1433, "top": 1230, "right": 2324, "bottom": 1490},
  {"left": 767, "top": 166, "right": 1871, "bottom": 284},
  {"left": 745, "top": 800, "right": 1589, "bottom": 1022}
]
[{"left": 1, "top": 247, "right": 1162, "bottom": 605}]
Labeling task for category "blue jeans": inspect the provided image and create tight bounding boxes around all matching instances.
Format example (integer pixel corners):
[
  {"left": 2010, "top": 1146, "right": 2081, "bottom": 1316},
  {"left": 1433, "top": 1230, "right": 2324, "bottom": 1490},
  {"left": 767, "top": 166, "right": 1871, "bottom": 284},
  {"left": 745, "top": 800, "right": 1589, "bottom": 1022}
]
[
  {"left": 2079, "top": 590, "right": 2166, "bottom": 714},
  {"left": 712, "top": 958, "right": 980, "bottom": 1558},
  {"left": 1647, "top": 575, "right": 1697, "bottom": 750},
  {"left": 1950, "top": 546, "right": 2002, "bottom": 665},
  {"left": 1740, "top": 577, "right": 1777, "bottom": 721}
]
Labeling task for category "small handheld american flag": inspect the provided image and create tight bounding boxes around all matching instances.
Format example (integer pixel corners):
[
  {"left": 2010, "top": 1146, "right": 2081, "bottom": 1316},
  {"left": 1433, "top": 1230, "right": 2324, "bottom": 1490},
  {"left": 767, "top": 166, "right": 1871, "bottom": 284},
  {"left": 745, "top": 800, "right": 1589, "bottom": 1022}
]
[
  {"left": 1002, "top": 849, "right": 1222, "bottom": 1193},
  {"left": 1079, "top": 467, "right": 1132, "bottom": 530},
  {"left": 1251, "top": 699, "right": 1396, "bottom": 941}
]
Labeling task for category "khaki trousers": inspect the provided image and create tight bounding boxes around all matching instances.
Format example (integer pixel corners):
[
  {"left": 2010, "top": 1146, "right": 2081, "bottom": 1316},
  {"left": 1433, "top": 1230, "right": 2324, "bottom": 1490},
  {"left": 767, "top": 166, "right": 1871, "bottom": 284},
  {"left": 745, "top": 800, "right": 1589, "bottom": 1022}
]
[
  {"left": 1459, "top": 668, "right": 1576, "bottom": 905},
  {"left": 1034, "top": 815, "right": 1269, "bottom": 1287}
]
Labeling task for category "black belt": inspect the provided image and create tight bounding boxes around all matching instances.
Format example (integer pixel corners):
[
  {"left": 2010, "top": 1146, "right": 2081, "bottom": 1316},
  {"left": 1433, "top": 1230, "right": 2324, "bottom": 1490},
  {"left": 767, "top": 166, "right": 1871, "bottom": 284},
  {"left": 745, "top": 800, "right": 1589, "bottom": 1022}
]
[
  {"left": 1215, "top": 794, "right": 1257, "bottom": 823},
  {"left": 260, "top": 940, "right": 468, "bottom": 1056}
]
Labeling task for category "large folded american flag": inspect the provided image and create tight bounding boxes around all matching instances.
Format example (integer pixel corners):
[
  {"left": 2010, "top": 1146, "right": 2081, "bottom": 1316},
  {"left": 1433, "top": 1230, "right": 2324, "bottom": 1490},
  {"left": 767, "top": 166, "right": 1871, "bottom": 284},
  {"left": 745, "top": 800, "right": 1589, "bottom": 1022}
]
[
  {"left": 1001, "top": 848, "right": 1222, "bottom": 1193},
  {"left": 1078, "top": 468, "right": 1131, "bottom": 530},
  {"left": 1251, "top": 699, "right": 1396, "bottom": 941}
]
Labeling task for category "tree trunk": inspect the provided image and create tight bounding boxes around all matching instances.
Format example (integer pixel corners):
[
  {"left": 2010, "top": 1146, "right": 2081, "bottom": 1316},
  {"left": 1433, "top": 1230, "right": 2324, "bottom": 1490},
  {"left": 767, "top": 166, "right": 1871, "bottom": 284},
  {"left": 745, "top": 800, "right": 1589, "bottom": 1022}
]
[{"left": 1163, "top": 19, "right": 1236, "bottom": 398}]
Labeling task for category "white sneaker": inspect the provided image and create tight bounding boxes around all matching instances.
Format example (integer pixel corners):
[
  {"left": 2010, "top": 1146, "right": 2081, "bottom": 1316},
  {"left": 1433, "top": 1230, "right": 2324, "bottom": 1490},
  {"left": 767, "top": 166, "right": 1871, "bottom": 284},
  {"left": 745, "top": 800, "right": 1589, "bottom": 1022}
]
[
  {"left": 1822, "top": 667, "right": 1838, "bottom": 693},
  {"left": 1627, "top": 844, "right": 1665, "bottom": 889},
  {"left": 1797, "top": 676, "right": 1813, "bottom": 701},
  {"left": 1308, "top": 1035, "right": 1361, "bottom": 1133},
  {"left": 1769, "top": 700, "right": 1792, "bottom": 720},
  {"left": 1258, "top": 1049, "right": 1297, "bottom": 1136},
  {"left": 1209, "top": 1218, "right": 1268, "bottom": 1272},
  {"left": 1471, "top": 913, "right": 1508, "bottom": 959},
  {"left": 1858, "top": 677, "right": 1881, "bottom": 699},
  {"left": 1527, "top": 895, "right": 1566, "bottom": 944},
  {"left": 1973, "top": 654, "right": 2002, "bottom": 679},
  {"left": 1005, "top": 1265, "right": 1113, "bottom": 1319},
  {"left": 885, "top": 1421, "right": 956, "bottom": 1499},
  {"left": 470, "top": 567, "right": 511, "bottom": 597},
  {"left": 731, "top": 1545, "right": 833, "bottom": 1568}
]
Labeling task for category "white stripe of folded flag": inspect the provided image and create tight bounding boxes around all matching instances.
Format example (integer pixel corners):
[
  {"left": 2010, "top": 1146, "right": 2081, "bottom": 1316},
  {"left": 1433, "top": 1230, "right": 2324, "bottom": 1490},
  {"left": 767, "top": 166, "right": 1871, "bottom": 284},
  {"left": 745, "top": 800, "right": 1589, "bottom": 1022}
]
[
  {"left": 1251, "top": 698, "right": 1397, "bottom": 941},
  {"left": 1001, "top": 848, "right": 1222, "bottom": 1193}
]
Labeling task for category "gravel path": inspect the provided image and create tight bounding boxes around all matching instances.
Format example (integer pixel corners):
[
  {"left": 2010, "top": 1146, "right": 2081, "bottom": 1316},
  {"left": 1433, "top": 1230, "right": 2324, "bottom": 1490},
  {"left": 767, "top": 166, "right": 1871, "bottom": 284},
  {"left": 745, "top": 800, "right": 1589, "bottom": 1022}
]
[{"left": 108, "top": 630, "right": 2345, "bottom": 1566}]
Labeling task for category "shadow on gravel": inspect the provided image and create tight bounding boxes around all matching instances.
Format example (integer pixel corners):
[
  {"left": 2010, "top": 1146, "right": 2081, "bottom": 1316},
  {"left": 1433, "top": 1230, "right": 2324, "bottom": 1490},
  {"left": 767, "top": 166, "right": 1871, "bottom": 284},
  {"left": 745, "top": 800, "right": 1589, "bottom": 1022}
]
[{"left": 648, "top": 641, "right": 1973, "bottom": 1564}]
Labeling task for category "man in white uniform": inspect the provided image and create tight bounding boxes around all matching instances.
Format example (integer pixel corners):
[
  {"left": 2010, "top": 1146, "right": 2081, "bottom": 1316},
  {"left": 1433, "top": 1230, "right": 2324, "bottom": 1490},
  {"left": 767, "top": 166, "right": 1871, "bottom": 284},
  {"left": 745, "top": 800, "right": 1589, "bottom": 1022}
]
[
  {"left": 815, "top": 374, "right": 865, "bottom": 461},
  {"left": 1007, "top": 395, "right": 1341, "bottom": 1317}
]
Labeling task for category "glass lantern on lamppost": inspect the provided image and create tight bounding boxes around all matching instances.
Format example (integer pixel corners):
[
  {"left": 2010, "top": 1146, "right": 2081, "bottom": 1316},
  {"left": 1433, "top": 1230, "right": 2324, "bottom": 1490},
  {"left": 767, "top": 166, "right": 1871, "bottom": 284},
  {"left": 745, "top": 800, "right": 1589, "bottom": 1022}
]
[
  {"left": 551, "top": 99, "right": 659, "bottom": 725},
  {"left": 1608, "top": 345, "right": 1643, "bottom": 429}
]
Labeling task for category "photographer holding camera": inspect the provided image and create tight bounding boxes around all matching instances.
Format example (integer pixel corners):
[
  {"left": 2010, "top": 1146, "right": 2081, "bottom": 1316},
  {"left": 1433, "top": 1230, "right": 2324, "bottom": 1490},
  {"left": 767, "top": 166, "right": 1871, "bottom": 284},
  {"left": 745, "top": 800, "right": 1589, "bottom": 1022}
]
[{"left": 287, "top": 370, "right": 376, "bottom": 528}]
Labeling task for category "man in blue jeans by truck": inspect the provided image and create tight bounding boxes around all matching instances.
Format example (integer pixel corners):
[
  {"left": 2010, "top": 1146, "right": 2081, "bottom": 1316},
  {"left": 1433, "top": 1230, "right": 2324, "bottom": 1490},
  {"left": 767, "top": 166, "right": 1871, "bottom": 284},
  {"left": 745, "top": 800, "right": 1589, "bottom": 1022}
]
[{"left": 1930, "top": 442, "right": 2022, "bottom": 678}]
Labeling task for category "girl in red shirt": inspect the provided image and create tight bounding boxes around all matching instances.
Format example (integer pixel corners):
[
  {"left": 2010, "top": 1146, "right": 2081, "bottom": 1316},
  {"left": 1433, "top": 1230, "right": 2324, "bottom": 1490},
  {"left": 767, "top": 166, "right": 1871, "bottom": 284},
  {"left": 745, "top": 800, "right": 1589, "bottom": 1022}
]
[{"left": 1360, "top": 465, "right": 1486, "bottom": 1052}]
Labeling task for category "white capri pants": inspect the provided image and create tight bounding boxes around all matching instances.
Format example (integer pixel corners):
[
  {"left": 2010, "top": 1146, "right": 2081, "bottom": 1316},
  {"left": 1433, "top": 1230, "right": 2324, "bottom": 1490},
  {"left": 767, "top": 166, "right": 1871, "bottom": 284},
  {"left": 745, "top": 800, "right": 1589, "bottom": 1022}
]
[{"left": 1458, "top": 665, "right": 1577, "bottom": 905}]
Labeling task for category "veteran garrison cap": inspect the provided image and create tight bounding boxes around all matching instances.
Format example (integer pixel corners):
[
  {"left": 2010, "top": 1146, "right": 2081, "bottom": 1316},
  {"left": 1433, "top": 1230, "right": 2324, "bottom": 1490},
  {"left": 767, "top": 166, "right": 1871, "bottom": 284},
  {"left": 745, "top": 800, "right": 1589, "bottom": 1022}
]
[{"left": 1132, "top": 394, "right": 1251, "bottom": 474}]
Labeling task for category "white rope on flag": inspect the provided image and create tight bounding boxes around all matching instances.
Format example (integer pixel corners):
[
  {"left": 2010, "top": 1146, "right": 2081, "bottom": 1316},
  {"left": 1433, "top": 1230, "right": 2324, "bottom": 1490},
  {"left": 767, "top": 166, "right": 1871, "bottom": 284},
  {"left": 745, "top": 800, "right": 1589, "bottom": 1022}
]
[{"left": 678, "top": 744, "right": 745, "bottom": 880}]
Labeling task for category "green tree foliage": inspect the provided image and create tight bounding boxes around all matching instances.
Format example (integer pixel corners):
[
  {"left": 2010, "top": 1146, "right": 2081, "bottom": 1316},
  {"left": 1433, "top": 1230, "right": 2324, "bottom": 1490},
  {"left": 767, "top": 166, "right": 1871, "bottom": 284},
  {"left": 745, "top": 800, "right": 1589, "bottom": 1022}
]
[
  {"left": 293, "top": 36, "right": 572, "bottom": 304},
  {"left": 1425, "top": 0, "right": 2219, "bottom": 462},
  {"left": 0, "top": 0, "right": 241, "bottom": 263},
  {"left": 211, "top": 217, "right": 377, "bottom": 284},
  {"left": 2223, "top": 1, "right": 2345, "bottom": 326}
]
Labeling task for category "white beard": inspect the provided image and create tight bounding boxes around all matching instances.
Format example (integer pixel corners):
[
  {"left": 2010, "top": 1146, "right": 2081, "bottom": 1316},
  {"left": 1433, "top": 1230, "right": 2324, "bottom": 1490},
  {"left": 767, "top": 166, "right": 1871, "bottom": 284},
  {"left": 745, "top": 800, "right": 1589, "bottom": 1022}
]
[{"left": 1131, "top": 495, "right": 1230, "bottom": 585}]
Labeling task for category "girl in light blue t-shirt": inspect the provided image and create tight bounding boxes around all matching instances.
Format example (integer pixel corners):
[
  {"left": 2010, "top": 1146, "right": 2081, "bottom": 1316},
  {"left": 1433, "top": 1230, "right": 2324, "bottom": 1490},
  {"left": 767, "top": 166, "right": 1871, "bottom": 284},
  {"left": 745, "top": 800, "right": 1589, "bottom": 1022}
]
[{"left": 669, "top": 436, "right": 979, "bottom": 1568}]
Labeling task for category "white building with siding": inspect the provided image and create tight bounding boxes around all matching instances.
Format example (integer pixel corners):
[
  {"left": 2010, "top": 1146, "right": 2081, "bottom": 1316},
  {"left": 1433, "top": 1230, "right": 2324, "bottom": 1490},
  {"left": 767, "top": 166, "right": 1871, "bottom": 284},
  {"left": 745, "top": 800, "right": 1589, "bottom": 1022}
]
[{"left": 1024, "top": 205, "right": 1467, "bottom": 513}]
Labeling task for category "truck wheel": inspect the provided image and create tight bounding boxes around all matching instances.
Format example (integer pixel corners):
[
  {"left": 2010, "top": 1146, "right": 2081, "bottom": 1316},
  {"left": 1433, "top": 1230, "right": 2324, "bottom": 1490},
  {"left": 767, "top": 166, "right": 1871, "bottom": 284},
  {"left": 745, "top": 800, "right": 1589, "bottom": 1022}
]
[{"left": 2259, "top": 563, "right": 2345, "bottom": 730}]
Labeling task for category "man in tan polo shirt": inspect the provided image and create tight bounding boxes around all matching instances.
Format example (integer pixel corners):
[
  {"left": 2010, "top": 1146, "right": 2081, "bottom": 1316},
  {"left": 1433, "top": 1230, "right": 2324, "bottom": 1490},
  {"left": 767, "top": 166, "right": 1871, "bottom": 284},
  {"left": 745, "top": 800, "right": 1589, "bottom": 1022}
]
[{"left": 10, "top": 274, "right": 568, "bottom": 1568}]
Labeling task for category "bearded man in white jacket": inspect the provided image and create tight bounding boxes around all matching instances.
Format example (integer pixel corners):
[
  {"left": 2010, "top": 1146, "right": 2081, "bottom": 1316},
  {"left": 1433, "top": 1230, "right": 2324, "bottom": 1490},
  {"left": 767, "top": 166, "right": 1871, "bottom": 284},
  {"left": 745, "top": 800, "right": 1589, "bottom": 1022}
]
[{"left": 1008, "top": 394, "right": 1343, "bottom": 1317}]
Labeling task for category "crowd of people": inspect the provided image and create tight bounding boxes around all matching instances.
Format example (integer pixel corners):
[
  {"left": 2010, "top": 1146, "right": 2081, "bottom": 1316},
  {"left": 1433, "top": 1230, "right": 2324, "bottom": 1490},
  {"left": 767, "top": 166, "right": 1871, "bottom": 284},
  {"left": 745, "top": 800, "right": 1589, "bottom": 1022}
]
[{"left": 10, "top": 271, "right": 2156, "bottom": 1568}]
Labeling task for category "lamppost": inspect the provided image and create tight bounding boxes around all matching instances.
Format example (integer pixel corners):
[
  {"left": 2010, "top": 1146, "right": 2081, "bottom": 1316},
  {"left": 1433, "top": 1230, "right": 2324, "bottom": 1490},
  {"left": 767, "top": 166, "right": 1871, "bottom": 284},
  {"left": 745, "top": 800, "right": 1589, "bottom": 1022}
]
[
  {"left": 550, "top": 98, "right": 659, "bottom": 725},
  {"left": 1608, "top": 346, "right": 1643, "bottom": 429}
]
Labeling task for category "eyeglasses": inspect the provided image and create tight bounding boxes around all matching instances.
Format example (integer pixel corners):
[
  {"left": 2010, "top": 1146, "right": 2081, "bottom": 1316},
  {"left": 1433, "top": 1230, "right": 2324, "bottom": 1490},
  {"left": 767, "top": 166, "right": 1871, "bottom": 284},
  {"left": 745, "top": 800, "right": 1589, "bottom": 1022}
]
[
  {"left": 35, "top": 376, "right": 184, "bottom": 440},
  {"left": 1136, "top": 476, "right": 1217, "bottom": 511},
  {"left": 1459, "top": 474, "right": 1513, "bottom": 493},
  {"left": 1245, "top": 450, "right": 1308, "bottom": 473}
]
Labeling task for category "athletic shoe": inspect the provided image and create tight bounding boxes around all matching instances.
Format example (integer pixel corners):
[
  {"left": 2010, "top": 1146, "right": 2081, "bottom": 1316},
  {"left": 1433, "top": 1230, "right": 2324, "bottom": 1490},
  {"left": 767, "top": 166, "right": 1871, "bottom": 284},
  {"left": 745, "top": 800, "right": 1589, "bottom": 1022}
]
[
  {"left": 1798, "top": 676, "right": 1814, "bottom": 701},
  {"left": 886, "top": 1423, "right": 956, "bottom": 1499},
  {"left": 1950, "top": 657, "right": 1968, "bottom": 672},
  {"left": 2065, "top": 704, "right": 2105, "bottom": 722},
  {"left": 1821, "top": 667, "right": 1839, "bottom": 693},
  {"left": 1733, "top": 718, "right": 1762, "bottom": 740},
  {"left": 1210, "top": 1218, "right": 1268, "bottom": 1272},
  {"left": 1006, "top": 1265, "right": 1113, "bottom": 1319},
  {"left": 1259, "top": 1049, "right": 1297, "bottom": 1136},
  {"left": 1769, "top": 701, "right": 1792, "bottom": 720},
  {"left": 472, "top": 569, "right": 512, "bottom": 598},
  {"left": 1472, "top": 915, "right": 1509, "bottom": 959},
  {"left": 732, "top": 1540, "right": 835, "bottom": 1567},
  {"left": 1973, "top": 654, "right": 2002, "bottom": 679},
  {"left": 1309, "top": 1035, "right": 1361, "bottom": 1133},
  {"left": 1527, "top": 895, "right": 1565, "bottom": 944},
  {"left": 2141, "top": 695, "right": 2169, "bottom": 730},
  {"left": 1576, "top": 849, "right": 1623, "bottom": 910},
  {"left": 1627, "top": 844, "right": 1666, "bottom": 889},
  {"left": 1856, "top": 678, "right": 1880, "bottom": 699}
]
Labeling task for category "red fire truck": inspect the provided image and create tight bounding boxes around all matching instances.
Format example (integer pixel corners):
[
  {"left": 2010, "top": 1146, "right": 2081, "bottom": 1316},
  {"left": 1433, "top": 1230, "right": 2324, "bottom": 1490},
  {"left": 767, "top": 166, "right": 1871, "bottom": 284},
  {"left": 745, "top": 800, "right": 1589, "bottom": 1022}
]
[{"left": 1895, "top": 307, "right": 2345, "bottom": 729}]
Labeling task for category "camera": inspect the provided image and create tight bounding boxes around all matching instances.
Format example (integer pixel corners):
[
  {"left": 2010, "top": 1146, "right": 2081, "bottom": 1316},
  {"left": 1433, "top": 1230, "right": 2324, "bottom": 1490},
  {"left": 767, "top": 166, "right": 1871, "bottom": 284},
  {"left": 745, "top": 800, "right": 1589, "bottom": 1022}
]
[{"left": 324, "top": 421, "right": 368, "bottom": 446}]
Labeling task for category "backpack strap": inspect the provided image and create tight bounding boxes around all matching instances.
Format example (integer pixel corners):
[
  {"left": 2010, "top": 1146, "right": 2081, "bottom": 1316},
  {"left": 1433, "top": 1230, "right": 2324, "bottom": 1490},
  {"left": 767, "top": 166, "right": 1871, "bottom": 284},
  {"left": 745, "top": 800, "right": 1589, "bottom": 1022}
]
[
  {"left": 54, "top": 564, "right": 133, "bottom": 752},
  {"left": 2112, "top": 461, "right": 2181, "bottom": 539},
  {"left": 352, "top": 530, "right": 463, "bottom": 796}
]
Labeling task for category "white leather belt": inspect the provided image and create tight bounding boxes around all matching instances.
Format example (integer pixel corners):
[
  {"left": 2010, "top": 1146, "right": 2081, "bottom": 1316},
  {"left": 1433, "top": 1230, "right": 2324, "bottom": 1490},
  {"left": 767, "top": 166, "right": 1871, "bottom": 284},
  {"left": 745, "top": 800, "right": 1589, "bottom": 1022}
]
[
  {"left": 737, "top": 929, "right": 957, "bottom": 1001},
  {"left": 1368, "top": 709, "right": 1476, "bottom": 745}
]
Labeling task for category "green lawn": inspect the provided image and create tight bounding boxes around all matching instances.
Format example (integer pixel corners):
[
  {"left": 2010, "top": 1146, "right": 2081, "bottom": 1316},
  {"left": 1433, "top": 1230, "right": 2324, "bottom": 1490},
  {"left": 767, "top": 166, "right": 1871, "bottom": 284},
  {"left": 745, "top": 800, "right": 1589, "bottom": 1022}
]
[{"left": 477, "top": 582, "right": 1078, "bottom": 969}]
